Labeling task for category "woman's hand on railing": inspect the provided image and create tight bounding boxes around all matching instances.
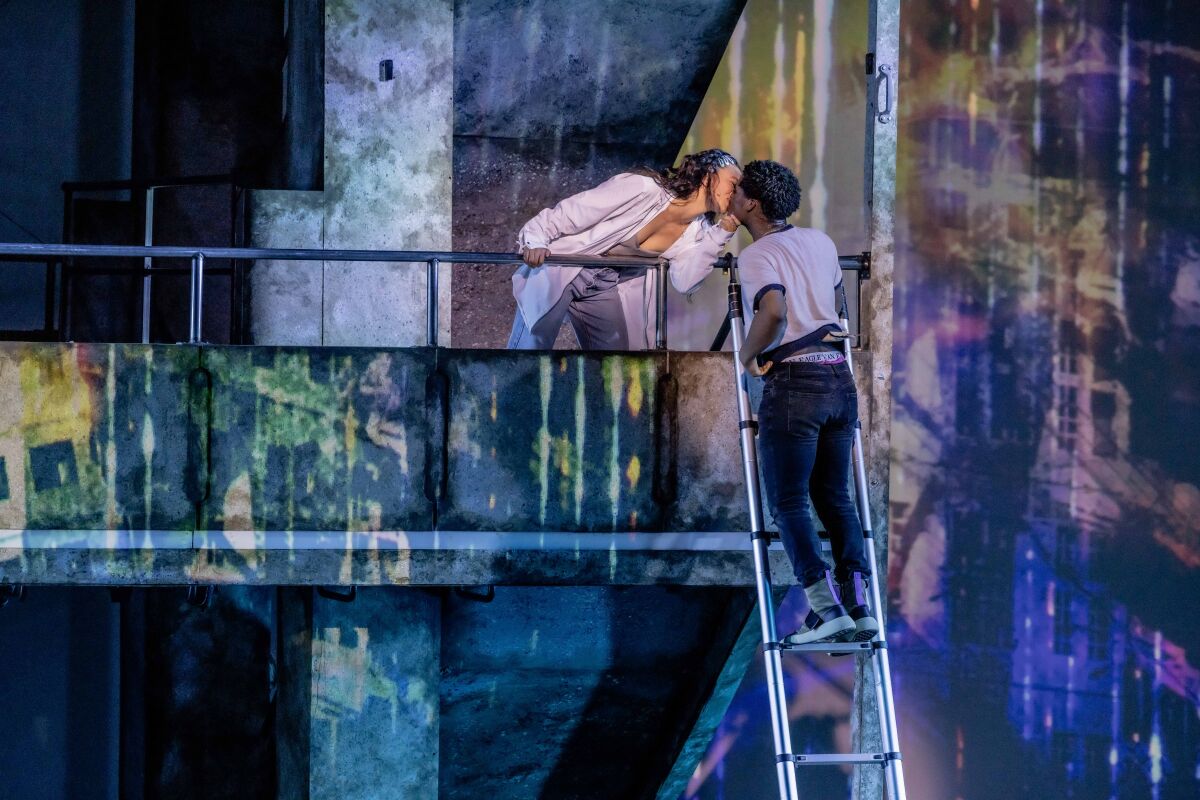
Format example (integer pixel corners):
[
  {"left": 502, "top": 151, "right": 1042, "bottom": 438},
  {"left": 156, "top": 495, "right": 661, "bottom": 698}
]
[{"left": 521, "top": 247, "right": 551, "bottom": 267}]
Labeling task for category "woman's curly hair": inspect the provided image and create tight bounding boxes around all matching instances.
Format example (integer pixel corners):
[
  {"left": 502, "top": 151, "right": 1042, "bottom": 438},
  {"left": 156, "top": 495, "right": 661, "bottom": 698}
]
[{"left": 639, "top": 149, "right": 739, "bottom": 221}]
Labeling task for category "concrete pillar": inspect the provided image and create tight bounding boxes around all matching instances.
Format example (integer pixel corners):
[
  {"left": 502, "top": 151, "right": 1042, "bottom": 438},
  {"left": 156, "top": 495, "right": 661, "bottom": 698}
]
[
  {"left": 248, "top": 4, "right": 454, "bottom": 795},
  {"left": 308, "top": 588, "right": 440, "bottom": 800},
  {"left": 249, "top": 0, "right": 453, "bottom": 347}
]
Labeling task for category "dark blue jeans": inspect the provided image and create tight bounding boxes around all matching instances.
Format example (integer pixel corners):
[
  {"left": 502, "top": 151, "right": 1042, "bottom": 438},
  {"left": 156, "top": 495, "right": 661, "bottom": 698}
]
[{"left": 758, "top": 361, "right": 870, "bottom": 587}]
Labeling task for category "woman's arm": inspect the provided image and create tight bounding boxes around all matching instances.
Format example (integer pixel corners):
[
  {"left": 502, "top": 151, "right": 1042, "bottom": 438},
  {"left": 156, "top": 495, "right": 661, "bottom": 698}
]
[
  {"left": 517, "top": 173, "right": 654, "bottom": 254},
  {"left": 666, "top": 215, "right": 739, "bottom": 294}
]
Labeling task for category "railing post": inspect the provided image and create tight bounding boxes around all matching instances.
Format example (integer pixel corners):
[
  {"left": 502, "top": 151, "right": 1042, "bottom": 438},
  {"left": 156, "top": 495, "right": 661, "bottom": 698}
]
[
  {"left": 189, "top": 252, "right": 205, "bottom": 344},
  {"left": 142, "top": 187, "right": 156, "bottom": 343},
  {"left": 655, "top": 259, "right": 669, "bottom": 350},
  {"left": 427, "top": 257, "right": 439, "bottom": 347}
]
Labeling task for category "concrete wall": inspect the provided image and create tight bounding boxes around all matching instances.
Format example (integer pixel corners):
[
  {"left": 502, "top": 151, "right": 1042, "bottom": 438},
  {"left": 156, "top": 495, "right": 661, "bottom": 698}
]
[
  {"left": 0, "top": 343, "right": 796, "bottom": 586},
  {"left": 249, "top": 0, "right": 454, "bottom": 348},
  {"left": 450, "top": 0, "right": 747, "bottom": 349}
]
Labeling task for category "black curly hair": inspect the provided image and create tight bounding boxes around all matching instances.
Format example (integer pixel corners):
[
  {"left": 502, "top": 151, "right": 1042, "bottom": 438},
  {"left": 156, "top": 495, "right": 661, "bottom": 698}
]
[
  {"left": 739, "top": 160, "right": 801, "bottom": 222},
  {"left": 638, "top": 149, "right": 739, "bottom": 221}
]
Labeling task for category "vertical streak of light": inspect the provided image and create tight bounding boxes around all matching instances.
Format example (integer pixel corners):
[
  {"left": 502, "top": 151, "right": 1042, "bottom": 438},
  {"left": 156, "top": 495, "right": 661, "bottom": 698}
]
[
  {"left": 574, "top": 360, "right": 585, "bottom": 526},
  {"left": 810, "top": 0, "right": 833, "bottom": 229},
  {"left": 1031, "top": 0, "right": 1045, "bottom": 294},
  {"left": 1150, "top": 631, "right": 1163, "bottom": 795},
  {"left": 607, "top": 358, "right": 622, "bottom": 530},
  {"left": 794, "top": 27, "right": 807, "bottom": 169},
  {"left": 727, "top": 15, "right": 746, "bottom": 162},
  {"left": 1110, "top": 620, "right": 1122, "bottom": 796},
  {"left": 105, "top": 345, "right": 118, "bottom": 538},
  {"left": 1034, "top": 0, "right": 1044, "bottom": 154},
  {"left": 1115, "top": 0, "right": 1130, "bottom": 317},
  {"left": 1023, "top": 563, "right": 1034, "bottom": 740},
  {"left": 1163, "top": 77, "right": 1172, "bottom": 152},
  {"left": 990, "top": 5, "right": 1000, "bottom": 68},
  {"left": 771, "top": 1, "right": 786, "bottom": 159},
  {"left": 538, "top": 356, "right": 552, "bottom": 526},
  {"left": 142, "top": 350, "right": 154, "bottom": 542}
]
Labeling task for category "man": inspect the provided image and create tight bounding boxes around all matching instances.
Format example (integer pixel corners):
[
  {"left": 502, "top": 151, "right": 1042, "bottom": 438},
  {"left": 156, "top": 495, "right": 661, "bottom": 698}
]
[{"left": 728, "top": 159, "right": 879, "bottom": 645}]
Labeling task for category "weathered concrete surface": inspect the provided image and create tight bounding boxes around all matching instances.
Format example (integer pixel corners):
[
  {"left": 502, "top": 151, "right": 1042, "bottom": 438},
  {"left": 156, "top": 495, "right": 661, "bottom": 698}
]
[
  {"left": 450, "top": 0, "right": 747, "bottom": 349},
  {"left": 0, "top": 342, "right": 814, "bottom": 586},
  {"left": 0, "top": 343, "right": 197, "bottom": 533},
  {"left": 249, "top": 0, "right": 454, "bottom": 347},
  {"left": 0, "top": 543, "right": 795, "bottom": 587},
  {"left": 309, "top": 587, "right": 440, "bottom": 800},
  {"left": 322, "top": 0, "right": 453, "bottom": 347},
  {"left": 248, "top": 191, "right": 325, "bottom": 346},
  {"left": 853, "top": 2, "right": 901, "bottom": 798},
  {"left": 439, "top": 351, "right": 664, "bottom": 532},
  {"left": 198, "top": 347, "right": 435, "bottom": 537},
  {"left": 439, "top": 585, "right": 756, "bottom": 799}
]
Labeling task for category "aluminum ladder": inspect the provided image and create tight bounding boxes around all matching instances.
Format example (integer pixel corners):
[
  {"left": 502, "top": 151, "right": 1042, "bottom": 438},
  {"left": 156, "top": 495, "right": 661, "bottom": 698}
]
[{"left": 722, "top": 256, "right": 907, "bottom": 800}]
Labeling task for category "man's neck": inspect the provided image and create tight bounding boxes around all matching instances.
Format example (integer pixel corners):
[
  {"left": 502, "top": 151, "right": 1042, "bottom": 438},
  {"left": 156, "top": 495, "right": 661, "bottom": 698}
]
[{"left": 745, "top": 216, "right": 789, "bottom": 241}]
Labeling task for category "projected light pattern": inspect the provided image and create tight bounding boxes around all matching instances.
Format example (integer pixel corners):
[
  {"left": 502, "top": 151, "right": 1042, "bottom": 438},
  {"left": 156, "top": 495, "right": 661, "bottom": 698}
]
[{"left": 681, "top": 1, "right": 1200, "bottom": 798}]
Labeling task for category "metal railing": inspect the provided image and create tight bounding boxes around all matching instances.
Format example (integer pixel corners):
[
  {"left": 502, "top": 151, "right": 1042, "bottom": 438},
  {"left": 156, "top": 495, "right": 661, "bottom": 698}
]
[
  {"left": 60, "top": 175, "right": 247, "bottom": 343},
  {"left": 1, "top": 242, "right": 869, "bottom": 349}
]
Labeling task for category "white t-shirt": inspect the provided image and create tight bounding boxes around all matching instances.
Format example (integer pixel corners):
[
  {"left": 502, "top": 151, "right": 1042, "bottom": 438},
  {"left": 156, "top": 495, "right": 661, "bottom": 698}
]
[{"left": 737, "top": 226, "right": 842, "bottom": 352}]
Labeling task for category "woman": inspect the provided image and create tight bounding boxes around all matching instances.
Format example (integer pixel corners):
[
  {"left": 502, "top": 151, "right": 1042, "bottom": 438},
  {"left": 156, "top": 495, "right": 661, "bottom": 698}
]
[{"left": 508, "top": 149, "right": 742, "bottom": 350}]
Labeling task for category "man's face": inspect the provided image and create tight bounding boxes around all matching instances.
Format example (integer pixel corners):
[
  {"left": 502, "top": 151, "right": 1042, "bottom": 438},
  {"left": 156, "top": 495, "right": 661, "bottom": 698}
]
[
  {"left": 708, "top": 165, "right": 742, "bottom": 214},
  {"left": 729, "top": 183, "right": 755, "bottom": 224}
]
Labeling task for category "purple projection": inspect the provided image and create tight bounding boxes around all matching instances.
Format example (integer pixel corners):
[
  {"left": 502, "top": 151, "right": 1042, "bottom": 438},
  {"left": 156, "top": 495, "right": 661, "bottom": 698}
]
[{"left": 683, "top": 2, "right": 1200, "bottom": 798}]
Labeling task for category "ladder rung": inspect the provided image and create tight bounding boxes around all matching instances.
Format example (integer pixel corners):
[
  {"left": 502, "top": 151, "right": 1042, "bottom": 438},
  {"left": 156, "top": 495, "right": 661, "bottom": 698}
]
[
  {"left": 770, "top": 640, "right": 882, "bottom": 655},
  {"left": 778, "top": 752, "right": 901, "bottom": 766}
]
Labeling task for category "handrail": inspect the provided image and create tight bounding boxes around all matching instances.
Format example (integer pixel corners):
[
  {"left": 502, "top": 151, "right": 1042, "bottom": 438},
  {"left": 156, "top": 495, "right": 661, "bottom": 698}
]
[
  {"left": 61, "top": 174, "right": 239, "bottom": 193},
  {"left": 1, "top": 243, "right": 870, "bottom": 349},
  {"left": 0, "top": 243, "right": 868, "bottom": 271},
  {"left": 0, "top": 243, "right": 660, "bottom": 269}
]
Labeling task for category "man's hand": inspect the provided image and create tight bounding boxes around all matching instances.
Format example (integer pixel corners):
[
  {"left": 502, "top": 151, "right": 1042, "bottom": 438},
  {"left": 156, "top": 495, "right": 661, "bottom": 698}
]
[
  {"left": 717, "top": 213, "right": 741, "bottom": 233},
  {"left": 741, "top": 354, "right": 772, "bottom": 378},
  {"left": 521, "top": 247, "right": 551, "bottom": 268}
]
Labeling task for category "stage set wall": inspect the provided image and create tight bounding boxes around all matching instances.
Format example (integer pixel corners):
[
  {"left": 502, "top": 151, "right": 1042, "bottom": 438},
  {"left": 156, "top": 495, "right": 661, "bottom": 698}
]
[
  {"left": 679, "top": 2, "right": 1200, "bottom": 800},
  {"left": 0, "top": 1, "right": 1196, "bottom": 800}
]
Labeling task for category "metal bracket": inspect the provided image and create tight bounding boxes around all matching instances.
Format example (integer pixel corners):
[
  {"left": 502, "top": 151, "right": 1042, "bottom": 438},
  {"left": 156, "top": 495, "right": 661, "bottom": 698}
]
[
  {"left": 453, "top": 585, "right": 495, "bottom": 603},
  {"left": 317, "top": 586, "right": 358, "bottom": 603},
  {"left": 876, "top": 64, "right": 894, "bottom": 124},
  {"left": 859, "top": 250, "right": 871, "bottom": 280},
  {"left": 186, "top": 585, "right": 214, "bottom": 609},
  {"left": 0, "top": 583, "right": 26, "bottom": 608}
]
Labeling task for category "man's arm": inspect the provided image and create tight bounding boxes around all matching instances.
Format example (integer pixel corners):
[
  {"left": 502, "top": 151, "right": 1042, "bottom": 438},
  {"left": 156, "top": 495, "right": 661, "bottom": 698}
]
[{"left": 740, "top": 289, "right": 787, "bottom": 377}]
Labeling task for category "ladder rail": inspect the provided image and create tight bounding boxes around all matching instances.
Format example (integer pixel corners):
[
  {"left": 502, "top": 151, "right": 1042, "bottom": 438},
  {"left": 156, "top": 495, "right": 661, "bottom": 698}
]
[
  {"left": 727, "top": 263, "right": 802, "bottom": 800},
  {"left": 840, "top": 301, "right": 907, "bottom": 800}
]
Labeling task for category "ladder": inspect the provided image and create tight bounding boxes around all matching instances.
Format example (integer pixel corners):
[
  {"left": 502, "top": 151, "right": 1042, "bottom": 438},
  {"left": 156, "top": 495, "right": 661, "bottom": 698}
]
[{"left": 723, "top": 257, "right": 907, "bottom": 800}]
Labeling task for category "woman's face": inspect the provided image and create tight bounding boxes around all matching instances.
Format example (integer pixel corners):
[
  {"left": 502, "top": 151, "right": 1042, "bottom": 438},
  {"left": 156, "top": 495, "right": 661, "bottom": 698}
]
[{"left": 707, "top": 165, "right": 742, "bottom": 214}]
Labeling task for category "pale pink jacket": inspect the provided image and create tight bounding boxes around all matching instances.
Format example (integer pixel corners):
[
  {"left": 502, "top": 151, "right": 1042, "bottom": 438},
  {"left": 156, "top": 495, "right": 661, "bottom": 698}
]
[{"left": 513, "top": 172, "right": 735, "bottom": 349}]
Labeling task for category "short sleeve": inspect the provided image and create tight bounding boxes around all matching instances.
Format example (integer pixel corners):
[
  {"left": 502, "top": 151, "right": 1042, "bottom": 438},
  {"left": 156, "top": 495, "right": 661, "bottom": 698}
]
[{"left": 738, "top": 246, "right": 785, "bottom": 312}]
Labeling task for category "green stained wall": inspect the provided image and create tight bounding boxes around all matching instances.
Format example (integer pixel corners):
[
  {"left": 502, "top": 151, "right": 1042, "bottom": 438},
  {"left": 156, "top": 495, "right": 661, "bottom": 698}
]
[{"left": 0, "top": 343, "right": 787, "bottom": 587}]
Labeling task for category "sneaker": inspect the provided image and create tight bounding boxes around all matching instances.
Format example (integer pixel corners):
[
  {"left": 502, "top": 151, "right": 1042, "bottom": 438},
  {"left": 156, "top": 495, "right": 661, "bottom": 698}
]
[
  {"left": 782, "top": 572, "right": 856, "bottom": 645},
  {"left": 837, "top": 572, "right": 880, "bottom": 642},
  {"left": 782, "top": 607, "right": 856, "bottom": 646}
]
